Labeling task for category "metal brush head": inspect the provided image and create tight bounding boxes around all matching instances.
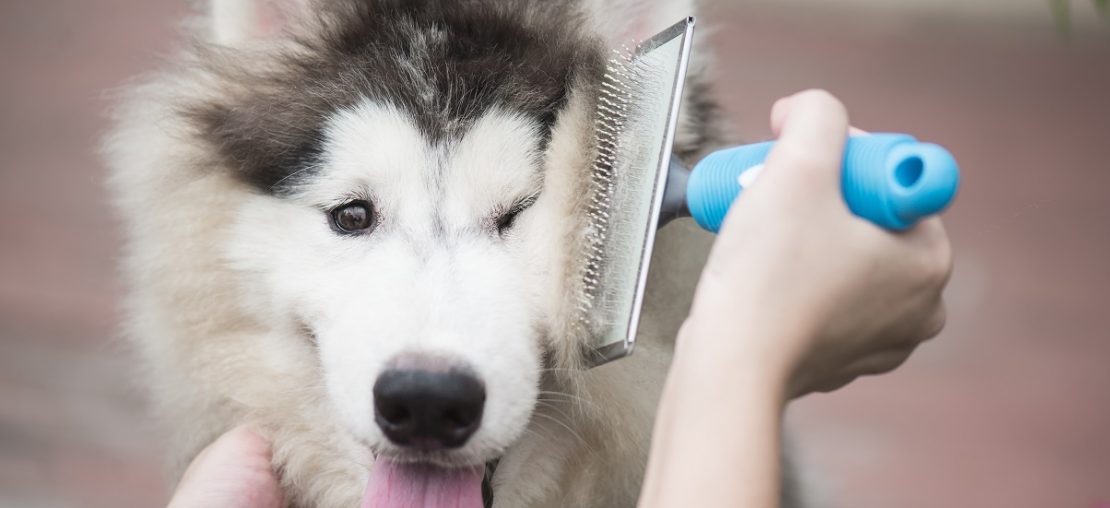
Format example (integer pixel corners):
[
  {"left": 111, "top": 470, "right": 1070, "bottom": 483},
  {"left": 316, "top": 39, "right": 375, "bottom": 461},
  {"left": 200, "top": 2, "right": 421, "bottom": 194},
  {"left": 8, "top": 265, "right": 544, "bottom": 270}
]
[{"left": 580, "top": 18, "right": 695, "bottom": 367}]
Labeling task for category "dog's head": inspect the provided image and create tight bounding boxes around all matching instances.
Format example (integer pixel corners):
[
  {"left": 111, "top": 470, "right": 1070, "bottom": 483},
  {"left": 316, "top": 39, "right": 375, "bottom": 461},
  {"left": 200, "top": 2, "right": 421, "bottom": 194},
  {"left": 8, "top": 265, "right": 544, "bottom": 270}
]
[{"left": 177, "top": 0, "right": 696, "bottom": 501}]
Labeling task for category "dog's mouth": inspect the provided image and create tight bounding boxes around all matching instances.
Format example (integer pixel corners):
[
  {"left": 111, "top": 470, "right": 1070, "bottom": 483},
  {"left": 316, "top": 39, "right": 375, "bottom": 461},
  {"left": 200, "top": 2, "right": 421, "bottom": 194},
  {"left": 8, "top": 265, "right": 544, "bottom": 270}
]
[{"left": 359, "top": 459, "right": 497, "bottom": 508}]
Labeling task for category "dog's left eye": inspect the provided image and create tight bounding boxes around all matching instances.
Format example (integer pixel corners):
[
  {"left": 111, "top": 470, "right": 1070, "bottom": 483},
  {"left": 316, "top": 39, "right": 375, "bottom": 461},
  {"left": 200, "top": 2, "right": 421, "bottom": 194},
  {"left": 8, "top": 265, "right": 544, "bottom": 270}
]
[
  {"left": 329, "top": 201, "right": 375, "bottom": 234},
  {"left": 495, "top": 196, "right": 537, "bottom": 236}
]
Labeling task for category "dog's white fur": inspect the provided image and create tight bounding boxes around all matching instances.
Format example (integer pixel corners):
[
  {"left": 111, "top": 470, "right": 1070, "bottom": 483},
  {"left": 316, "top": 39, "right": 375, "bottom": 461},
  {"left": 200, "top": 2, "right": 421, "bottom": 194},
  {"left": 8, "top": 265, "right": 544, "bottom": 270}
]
[{"left": 105, "top": 1, "right": 727, "bottom": 506}]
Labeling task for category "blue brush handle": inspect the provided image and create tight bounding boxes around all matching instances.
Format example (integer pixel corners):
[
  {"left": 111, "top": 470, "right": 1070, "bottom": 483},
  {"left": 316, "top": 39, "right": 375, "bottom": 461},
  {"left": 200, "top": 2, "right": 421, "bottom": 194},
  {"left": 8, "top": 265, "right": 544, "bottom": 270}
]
[{"left": 685, "top": 133, "right": 959, "bottom": 232}]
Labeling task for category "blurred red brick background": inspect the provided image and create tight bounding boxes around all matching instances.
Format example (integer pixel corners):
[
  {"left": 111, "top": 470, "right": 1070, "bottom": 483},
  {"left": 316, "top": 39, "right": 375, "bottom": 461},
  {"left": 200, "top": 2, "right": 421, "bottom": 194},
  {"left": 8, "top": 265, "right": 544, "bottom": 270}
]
[{"left": 1, "top": 1, "right": 1108, "bottom": 507}]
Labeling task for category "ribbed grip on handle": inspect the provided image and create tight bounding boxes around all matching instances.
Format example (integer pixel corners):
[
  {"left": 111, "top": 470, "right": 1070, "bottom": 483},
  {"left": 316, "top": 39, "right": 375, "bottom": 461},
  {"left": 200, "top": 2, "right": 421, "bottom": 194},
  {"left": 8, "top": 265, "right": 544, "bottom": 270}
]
[{"left": 686, "top": 133, "right": 960, "bottom": 232}]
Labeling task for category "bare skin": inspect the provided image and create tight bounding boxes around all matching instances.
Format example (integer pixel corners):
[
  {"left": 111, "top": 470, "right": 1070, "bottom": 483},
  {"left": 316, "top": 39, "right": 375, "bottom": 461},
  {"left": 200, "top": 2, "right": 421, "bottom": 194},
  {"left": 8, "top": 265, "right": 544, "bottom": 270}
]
[
  {"left": 167, "top": 426, "right": 283, "bottom": 508},
  {"left": 639, "top": 89, "right": 951, "bottom": 508},
  {"left": 167, "top": 90, "right": 952, "bottom": 508}
]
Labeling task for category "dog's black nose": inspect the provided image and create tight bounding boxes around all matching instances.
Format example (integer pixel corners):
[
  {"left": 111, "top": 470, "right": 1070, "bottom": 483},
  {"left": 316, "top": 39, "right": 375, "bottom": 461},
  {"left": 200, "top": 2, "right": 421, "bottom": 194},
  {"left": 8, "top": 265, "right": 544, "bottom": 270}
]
[{"left": 373, "top": 369, "right": 485, "bottom": 449}]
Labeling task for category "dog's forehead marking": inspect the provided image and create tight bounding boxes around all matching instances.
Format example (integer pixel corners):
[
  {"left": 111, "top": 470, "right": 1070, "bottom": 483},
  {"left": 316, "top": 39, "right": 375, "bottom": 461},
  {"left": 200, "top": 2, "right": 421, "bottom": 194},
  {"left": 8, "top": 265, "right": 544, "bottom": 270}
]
[
  {"left": 311, "top": 98, "right": 544, "bottom": 240},
  {"left": 189, "top": 2, "right": 605, "bottom": 195}
]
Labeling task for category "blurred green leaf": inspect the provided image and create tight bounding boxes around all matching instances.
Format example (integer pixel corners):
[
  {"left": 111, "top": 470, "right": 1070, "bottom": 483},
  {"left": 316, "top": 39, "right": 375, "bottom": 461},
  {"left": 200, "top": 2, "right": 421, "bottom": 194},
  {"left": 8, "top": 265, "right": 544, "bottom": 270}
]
[
  {"left": 1051, "top": 0, "right": 1110, "bottom": 33},
  {"left": 1096, "top": 0, "right": 1110, "bottom": 21},
  {"left": 1052, "top": 0, "right": 1072, "bottom": 33}
]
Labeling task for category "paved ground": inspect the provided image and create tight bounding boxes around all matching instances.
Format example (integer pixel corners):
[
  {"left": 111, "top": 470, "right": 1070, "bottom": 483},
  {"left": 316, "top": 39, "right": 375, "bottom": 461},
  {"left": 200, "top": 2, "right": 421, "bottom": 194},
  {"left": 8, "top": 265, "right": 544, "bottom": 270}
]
[{"left": 1, "top": 1, "right": 1107, "bottom": 507}]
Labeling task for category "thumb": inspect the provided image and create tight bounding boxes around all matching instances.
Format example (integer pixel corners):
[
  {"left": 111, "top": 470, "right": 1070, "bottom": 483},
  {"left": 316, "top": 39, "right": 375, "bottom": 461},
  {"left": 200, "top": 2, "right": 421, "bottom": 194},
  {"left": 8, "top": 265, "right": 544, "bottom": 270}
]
[{"left": 168, "top": 426, "right": 284, "bottom": 508}]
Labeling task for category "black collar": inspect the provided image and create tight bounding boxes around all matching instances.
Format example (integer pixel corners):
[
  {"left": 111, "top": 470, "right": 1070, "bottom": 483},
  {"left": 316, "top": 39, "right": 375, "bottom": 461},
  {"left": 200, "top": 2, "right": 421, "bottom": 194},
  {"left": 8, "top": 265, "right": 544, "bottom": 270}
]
[{"left": 481, "top": 460, "right": 498, "bottom": 507}]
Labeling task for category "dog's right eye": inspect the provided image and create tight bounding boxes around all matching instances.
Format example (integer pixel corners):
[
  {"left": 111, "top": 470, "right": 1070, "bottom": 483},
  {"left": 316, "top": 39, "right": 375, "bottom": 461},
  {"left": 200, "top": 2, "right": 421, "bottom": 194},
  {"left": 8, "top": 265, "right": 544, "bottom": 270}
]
[
  {"left": 494, "top": 195, "right": 538, "bottom": 237},
  {"left": 329, "top": 201, "right": 375, "bottom": 234}
]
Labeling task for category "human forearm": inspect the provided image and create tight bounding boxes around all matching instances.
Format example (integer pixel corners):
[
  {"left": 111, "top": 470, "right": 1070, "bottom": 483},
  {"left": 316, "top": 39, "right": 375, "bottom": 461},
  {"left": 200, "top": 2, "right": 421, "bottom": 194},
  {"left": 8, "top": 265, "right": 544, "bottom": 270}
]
[{"left": 639, "top": 321, "right": 792, "bottom": 508}]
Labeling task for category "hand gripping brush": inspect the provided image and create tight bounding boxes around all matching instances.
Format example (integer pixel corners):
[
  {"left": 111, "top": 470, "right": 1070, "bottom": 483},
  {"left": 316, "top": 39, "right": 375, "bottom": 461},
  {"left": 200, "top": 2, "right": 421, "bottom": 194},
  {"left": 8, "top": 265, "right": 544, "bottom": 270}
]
[{"left": 580, "top": 17, "right": 960, "bottom": 367}]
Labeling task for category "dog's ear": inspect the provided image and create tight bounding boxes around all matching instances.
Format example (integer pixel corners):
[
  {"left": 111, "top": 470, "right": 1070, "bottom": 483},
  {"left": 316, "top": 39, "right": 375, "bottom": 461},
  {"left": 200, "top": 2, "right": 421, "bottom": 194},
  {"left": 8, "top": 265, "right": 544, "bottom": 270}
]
[
  {"left": 582, "top": 0, "right": 697, "bottom": 48},
  {"left": 206, "top": 0, "right": 311, "bottom": 46}
]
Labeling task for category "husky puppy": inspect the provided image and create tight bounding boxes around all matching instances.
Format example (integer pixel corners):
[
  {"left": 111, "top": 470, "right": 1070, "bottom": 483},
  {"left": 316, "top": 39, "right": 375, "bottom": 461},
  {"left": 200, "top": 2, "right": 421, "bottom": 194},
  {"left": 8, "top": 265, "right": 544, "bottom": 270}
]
[{"left": 104, "top": 1, "right": 765, "bottom": 506}]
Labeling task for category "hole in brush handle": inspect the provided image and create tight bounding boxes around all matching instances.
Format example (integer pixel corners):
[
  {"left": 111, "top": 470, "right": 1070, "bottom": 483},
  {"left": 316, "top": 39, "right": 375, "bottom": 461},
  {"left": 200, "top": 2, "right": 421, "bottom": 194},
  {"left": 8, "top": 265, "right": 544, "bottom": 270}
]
[
  {"left": 884, "top": 142, "right": 960, "bottom": 225},
  {"left": 894, "top": 156, "right": 925, "bottom": 188}
]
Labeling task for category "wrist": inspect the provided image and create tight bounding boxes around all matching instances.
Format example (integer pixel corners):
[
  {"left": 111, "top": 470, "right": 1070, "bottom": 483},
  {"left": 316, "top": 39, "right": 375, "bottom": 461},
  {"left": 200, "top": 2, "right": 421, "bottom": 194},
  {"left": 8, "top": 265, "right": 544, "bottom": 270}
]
[
  {"left": 647, "top": 326, "right": 791, "bottom": 507},
  {"left": 673, "top": 316, "right": 795, "bottom": 409}
]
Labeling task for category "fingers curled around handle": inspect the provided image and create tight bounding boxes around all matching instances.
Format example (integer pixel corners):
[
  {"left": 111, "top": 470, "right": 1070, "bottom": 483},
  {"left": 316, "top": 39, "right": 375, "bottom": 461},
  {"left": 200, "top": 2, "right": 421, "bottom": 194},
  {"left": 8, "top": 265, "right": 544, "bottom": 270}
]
[{"left": 764, "top": 89, "right": 851, "bottom": 191}]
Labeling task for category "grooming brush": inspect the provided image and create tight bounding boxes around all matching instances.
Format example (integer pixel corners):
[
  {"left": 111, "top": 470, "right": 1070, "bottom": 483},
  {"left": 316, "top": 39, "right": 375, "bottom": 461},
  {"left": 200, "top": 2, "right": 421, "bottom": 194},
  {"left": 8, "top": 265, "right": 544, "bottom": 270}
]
[{"left": 581, "top": 17, "right": 960, "bottom": 367}]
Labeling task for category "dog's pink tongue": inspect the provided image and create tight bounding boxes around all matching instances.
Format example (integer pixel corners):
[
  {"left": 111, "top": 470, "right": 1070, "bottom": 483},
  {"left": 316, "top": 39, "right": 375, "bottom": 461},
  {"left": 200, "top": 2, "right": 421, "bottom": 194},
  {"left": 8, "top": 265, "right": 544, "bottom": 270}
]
[{"left": 361, "top": 460, "right": 484, "bottom": 508}]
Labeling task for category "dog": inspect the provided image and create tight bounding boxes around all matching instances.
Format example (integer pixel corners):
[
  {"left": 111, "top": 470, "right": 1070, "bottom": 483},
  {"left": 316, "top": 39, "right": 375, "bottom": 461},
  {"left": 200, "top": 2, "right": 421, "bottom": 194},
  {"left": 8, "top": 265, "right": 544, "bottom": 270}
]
[{"left": 102, "top": 1, "right": 791, "bottom": 506}]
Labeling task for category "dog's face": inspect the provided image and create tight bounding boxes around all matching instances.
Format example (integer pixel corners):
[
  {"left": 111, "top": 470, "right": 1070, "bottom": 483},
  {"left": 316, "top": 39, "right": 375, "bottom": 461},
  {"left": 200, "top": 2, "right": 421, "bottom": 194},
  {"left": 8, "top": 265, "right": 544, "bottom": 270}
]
[
  {"left": 226, "top": 100, "right": 563, "bottom": 466},
  {"left": 195, "top": 3, "right": 614, "bottom": 478}
]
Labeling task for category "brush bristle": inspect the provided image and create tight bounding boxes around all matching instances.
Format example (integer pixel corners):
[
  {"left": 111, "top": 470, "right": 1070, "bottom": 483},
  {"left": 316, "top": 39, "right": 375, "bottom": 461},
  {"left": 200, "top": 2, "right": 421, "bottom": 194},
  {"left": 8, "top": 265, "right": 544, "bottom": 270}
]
[{"left": 578, "top": 47, "right": 640, "bottom": 332}]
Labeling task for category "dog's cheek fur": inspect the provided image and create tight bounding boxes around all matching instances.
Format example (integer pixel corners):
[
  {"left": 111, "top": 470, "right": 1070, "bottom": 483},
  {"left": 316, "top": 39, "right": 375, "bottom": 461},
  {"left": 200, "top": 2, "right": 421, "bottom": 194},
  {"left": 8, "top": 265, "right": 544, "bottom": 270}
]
[
  {"left": 104, "top": 84, "right": 370, "bottom": 508},
  {"left": 524, "top": 85, "right": 597, "bottom": 372}
]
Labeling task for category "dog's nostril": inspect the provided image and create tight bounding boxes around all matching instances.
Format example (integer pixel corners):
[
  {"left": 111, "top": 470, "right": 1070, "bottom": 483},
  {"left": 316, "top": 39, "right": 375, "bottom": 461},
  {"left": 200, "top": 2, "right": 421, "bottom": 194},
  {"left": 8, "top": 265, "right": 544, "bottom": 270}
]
[
  {"left": 378, "top": 401, "right": 412, "bottom": 425},
  {"left": 443, "top": 409, "right": 469, "bottom": 427},
  {"left": 373, "top": 368, "right": 485, "bottom": 450}
]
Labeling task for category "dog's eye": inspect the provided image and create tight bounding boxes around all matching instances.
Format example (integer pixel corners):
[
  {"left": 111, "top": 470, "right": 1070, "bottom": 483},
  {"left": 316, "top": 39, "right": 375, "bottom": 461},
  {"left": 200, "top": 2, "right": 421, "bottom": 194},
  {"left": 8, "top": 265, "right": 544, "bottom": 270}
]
[
  {"left": 496, "top": 208, "right": 522, "bottom": 234},
  {"left": 330, "top": 201, "right": 375, "bottom": 234},
  {"left": 495, "top": 196, "right": 537, "bottom": 236}
]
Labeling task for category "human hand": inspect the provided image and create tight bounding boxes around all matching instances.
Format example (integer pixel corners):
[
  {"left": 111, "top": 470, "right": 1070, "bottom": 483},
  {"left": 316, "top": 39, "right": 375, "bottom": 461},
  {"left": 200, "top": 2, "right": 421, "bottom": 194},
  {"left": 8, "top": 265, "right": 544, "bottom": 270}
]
[
  {"left": 641, "top": 89, "right": 952, "bottom": 508},
  {"left": 167, "top": 426, "right": 284, "bottom": 508},
  {"left": 681, "top": 89, "right": 952, "bottom": 399}
]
